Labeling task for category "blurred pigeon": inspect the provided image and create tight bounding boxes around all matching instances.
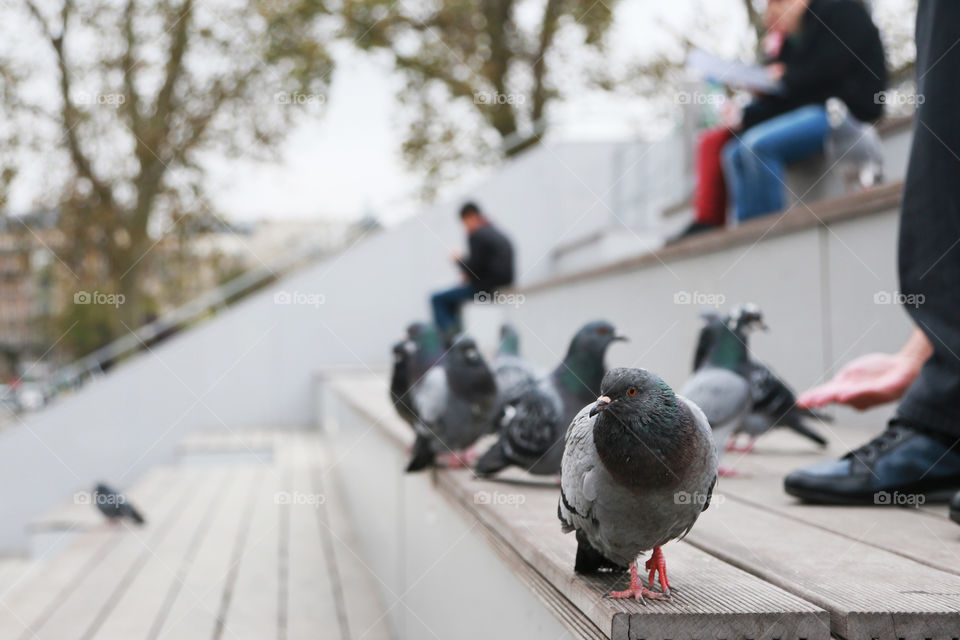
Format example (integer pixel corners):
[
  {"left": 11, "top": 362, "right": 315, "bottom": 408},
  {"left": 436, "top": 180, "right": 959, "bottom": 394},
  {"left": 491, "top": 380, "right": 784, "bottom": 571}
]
[
  {"left": 475, "top": 377, "right": 565, "bottom": 476},
  {"left": 476, "top": 321, "right": 626, "bottom": 477},
  {"left": 694, "top": 306, "right": 830, "bottom": 453},
  {"left": 406, "top": 335, "right": 497, "bottom": 472},
  {"left": 491, "top": 324, "right": 541, "bottom": 412},
  {"left": 390, "top": 322, "right": 444, "bottom": 428},
  {"left": 93, "top": 483, "right": 145, "bottom": 525},
  {"left": 682, "top": 310, "right": 755, "bottom": 477},
  {"left": 549, "top": 321, "right": 627, "bottom": 423},
  {"left": 558, "top": 368, "right": 717, "bottom": 601}
]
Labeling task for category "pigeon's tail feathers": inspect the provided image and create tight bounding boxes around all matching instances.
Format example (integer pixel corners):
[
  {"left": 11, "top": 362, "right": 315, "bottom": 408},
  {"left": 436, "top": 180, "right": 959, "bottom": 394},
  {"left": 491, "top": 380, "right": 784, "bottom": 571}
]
[
  {"left": 474, "top": 441, "right": 510, "bottom": 477},
  {"left": 127, "top": 505, "right": 146, "bottom": 525},
  {"left": 784, "top": 414, "right": 829, "bottom": 447},
  {"left": 573, "top": 530, "right": 625, "bottom": 574},
  {"left": 796, "top": 405, "right": 834, "bottom": 423},
  {"left": 405, "top": 434, "right": 436, "bottom": 473}
]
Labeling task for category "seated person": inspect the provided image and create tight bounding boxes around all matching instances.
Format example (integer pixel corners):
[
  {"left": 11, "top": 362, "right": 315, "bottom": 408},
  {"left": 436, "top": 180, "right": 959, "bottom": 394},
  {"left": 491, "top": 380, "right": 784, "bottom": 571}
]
[
  {"left": 430, "top": 202, "right": 514, "bottom": 340},
  {"left": 723, "top": 0, "right": 886, "bottom": 222},
  {"left": 675, "top": 0, "right": 886, "bottom": 240}
]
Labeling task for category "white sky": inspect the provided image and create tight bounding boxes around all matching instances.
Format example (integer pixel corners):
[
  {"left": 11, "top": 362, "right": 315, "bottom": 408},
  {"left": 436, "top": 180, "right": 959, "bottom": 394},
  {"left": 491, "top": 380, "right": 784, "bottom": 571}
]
[{"left": 204, "top": 1, "right": 738, "bottom": 226}]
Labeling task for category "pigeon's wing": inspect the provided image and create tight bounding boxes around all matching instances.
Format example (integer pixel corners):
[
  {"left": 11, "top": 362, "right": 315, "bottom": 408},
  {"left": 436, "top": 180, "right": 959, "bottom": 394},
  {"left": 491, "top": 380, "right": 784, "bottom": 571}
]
[
  {"left": 412, "top": 366, "right": 447, "bottom": 427},
  {"left": 558, "top": 407, "right": 600, "bottom": 533},
  {"left": 692, "top": 323, "right": 715, "bottom": 372},
  {"left": 681, "top": 368, "right": 751, "bottom": 452}
]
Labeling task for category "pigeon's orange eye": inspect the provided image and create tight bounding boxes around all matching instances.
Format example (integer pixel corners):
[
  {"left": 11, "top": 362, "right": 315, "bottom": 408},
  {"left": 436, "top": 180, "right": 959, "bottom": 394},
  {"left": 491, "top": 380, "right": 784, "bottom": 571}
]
[
  {"left": 597, "top": 327, "right": 609, "bottom": 335},
  {"left": 627, "top": 387, "right": 638, "bottom": 397}
]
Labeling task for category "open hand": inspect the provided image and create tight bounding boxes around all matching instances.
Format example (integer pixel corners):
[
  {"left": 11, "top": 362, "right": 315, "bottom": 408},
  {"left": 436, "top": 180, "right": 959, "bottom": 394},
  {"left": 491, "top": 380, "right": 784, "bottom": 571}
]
[{"left": 797, "top": 352, "right": 921, "bottom": 411}]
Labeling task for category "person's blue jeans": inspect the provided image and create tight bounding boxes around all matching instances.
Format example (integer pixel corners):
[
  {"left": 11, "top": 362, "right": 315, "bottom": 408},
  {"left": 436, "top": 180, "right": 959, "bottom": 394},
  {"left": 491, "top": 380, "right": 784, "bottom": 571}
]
[
  {"left": 430, "top": 284, "right": 478, "bottom": 334},
  {"left": 722, "top": 105, "right": 831, "bottom": 222}
]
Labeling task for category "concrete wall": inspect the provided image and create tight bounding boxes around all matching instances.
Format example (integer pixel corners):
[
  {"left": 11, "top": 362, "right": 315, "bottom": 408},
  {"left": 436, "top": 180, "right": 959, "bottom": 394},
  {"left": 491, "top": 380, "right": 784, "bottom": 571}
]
[{"left": 502, "top": 205, "right": 914, "bottom": 437}]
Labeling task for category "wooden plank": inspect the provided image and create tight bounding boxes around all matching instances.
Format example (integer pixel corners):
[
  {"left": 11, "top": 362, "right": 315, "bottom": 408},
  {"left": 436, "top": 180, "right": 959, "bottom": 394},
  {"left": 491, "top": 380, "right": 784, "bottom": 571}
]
[
  {"left": 26, "top": 468, "right": 203, "bottom": 640},
  {"left": 282, "top": 432, "right": 341, "bottom": 640},
  {"left": 722, "top": 428, "right": 960, "bottom": 575},
  {"left": 307, "top": 434, "right": 393, "bottom": 640},
  {"left": 88, "top": 467, "right": 231, "bottom": 639},
  {"left": 439, "top": 470, "right": 830, "bottom": 640},
  {"left": 149, "top": 466, "right": 263, "bottom": 640},
  {"left": 215, "top": 466, "right": 284, "bottom": 639},
  {"left": 685, "top": 491, "right": 960, "bottom": 638},
  {"left": 0, "top": 469, "right": 176, "bottom": 640}
]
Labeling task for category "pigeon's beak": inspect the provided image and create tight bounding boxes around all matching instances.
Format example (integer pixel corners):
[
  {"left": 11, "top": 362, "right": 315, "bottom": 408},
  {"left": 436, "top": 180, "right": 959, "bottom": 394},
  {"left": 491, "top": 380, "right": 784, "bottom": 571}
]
[
  {"left": 612, "top": 334, "right": 628, "bottom": 342},
  {"left": 757, "top": 320, "right": 769, "bottom": 332},
  {"left": 589, "top": 396, "right": 612, "bottom": 417}
]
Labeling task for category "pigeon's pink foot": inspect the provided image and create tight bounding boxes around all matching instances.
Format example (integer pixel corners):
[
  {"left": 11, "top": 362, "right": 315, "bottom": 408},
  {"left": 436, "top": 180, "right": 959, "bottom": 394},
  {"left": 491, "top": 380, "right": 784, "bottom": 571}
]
[
  {"left": 437, "top": 452, "right": 470, "bottom": 468},
  {"left": 609, "top": 563, "right": 668, "bottom": 602},
  {"left": 730, "top": 437, "right": 755, "bottom": 454},
  {"left": 645, "top": 546, "right": 671, "bottom": 596},
  {"left": 725, "top": 438, "right": 738, "bottom": 452},
  {"left": 718, "top": 465, "right": 747, "bottom": 478}
]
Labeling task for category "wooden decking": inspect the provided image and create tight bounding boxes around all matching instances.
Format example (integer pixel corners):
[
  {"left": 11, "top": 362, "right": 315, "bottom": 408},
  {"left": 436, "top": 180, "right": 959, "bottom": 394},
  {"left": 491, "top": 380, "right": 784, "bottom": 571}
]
[
  {"left": 327, "top": 372, "right": 960, "bottom": 640},
  {"left": 0, "top": 431, "right": 391, "bottom": 640}
]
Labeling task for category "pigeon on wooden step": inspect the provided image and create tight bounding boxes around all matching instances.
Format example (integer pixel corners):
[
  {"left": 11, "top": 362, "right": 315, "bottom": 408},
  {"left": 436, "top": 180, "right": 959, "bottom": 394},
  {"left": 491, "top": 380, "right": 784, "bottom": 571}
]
[
  {"left": 682, "top": 309, "right": 755, "bottom": 477},
  {"left": 558, "top": 368, "right": 718, "bottom": 601},
  {"left": 549, "top": 321, "right": 627, "bottom": 425},
  {"left": 476, "top": 377, "right": 565, "bottom": 476},
  {"left": 93, "top": 483, "right": 146, "bottom": 525},
  {"left": 476, "top": 321, "right": 626, "bottom": 477},
  {"left": 491, "top": 323, "right": 542, "bottom": 415},
  {"left": 390, "top": 322, "right": 444, "bottom": 428},
  {"left": 406, "top": 335, "right": 497, "bottom": 472},
  {"left": 694, "top": 306, "right": 830, "bottom": 453}
]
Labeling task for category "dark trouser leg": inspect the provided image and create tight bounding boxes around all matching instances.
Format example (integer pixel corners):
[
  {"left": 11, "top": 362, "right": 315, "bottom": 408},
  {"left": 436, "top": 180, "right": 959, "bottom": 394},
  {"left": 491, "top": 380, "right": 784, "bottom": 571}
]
[
  {"left": 430, "top": 284, "right": 477, "bottom": 335},
  {"left": 895, "top": 0, "right": 960, "bottom": 440}
]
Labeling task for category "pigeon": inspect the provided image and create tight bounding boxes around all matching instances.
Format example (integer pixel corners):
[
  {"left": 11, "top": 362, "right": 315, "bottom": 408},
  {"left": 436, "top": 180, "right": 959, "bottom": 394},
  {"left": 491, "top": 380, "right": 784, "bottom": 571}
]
[
  {"left": 694, "top": 306, "right": 830, "bottom": 453},
  {"left": 390, "top": 322, "right": 444, "bottom": 428},
  {"left": 475, "top": 321, "right": 626, "bottom": 477},
  {"left": 405, "top": 335, "right": 497, "bottom": 472},
  {"left": 681, "top": 310, "right": 755, "bottom": 477},
  {"left": 549, "top": 321, "right": 628, "bottom": 424},
  {"left": 93, "top": 483, "right": 146, "bottom": 525},
  {"left": 558, "top": 368, "right": 718, "bottom": 601},
  {"left": 491, "top": 324, "right": 541, "bottom": 413}
]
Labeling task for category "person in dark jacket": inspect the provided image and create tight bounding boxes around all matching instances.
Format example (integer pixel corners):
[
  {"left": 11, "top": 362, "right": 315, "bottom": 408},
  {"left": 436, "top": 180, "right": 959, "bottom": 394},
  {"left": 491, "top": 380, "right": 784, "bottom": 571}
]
[
  {"left": 430, "top": 202, "right": 514, "bottom": 338},
  {"left": 722, "top": 0, "right": 887, "bottom": 222},
  {"left": 785, "top": 0, "right": 960, "bottom": 516}
]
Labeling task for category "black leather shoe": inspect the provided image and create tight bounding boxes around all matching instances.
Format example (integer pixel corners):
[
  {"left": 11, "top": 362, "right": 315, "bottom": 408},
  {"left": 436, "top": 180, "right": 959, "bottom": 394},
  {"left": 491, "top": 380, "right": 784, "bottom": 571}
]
[
  {"left": 951, "top": 491, "right": 960, "bottom": 525},
  {"left": 784, "top": 423, "right": 960, "bottom": 505}
]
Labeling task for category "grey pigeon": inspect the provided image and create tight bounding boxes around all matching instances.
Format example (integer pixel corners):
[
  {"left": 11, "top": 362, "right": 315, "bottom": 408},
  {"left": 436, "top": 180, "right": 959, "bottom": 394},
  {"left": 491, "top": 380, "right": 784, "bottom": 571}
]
[
  {"left": 93, "top": 483, "right": 145, "bottom": 525},
  {"left": 681, "top": 310, "right": 755, "bottom": 477},
  {"left": 558, "top": 368, "right": 717, "bottom": 601},
  {"left": 406, "top": 335, "right": 497, "bottom": 472},
  {"left": 390, "top": 322, "right": 444, "bottom": 428},
  {"left": 476, "top": 321, "right": 625, "bottom": 477},
  {"left": 694, "top": 306, "right": 829, "bottom": 453},
  {"left": 491, "top": 324, "right": 542, "bottom": 414}
]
